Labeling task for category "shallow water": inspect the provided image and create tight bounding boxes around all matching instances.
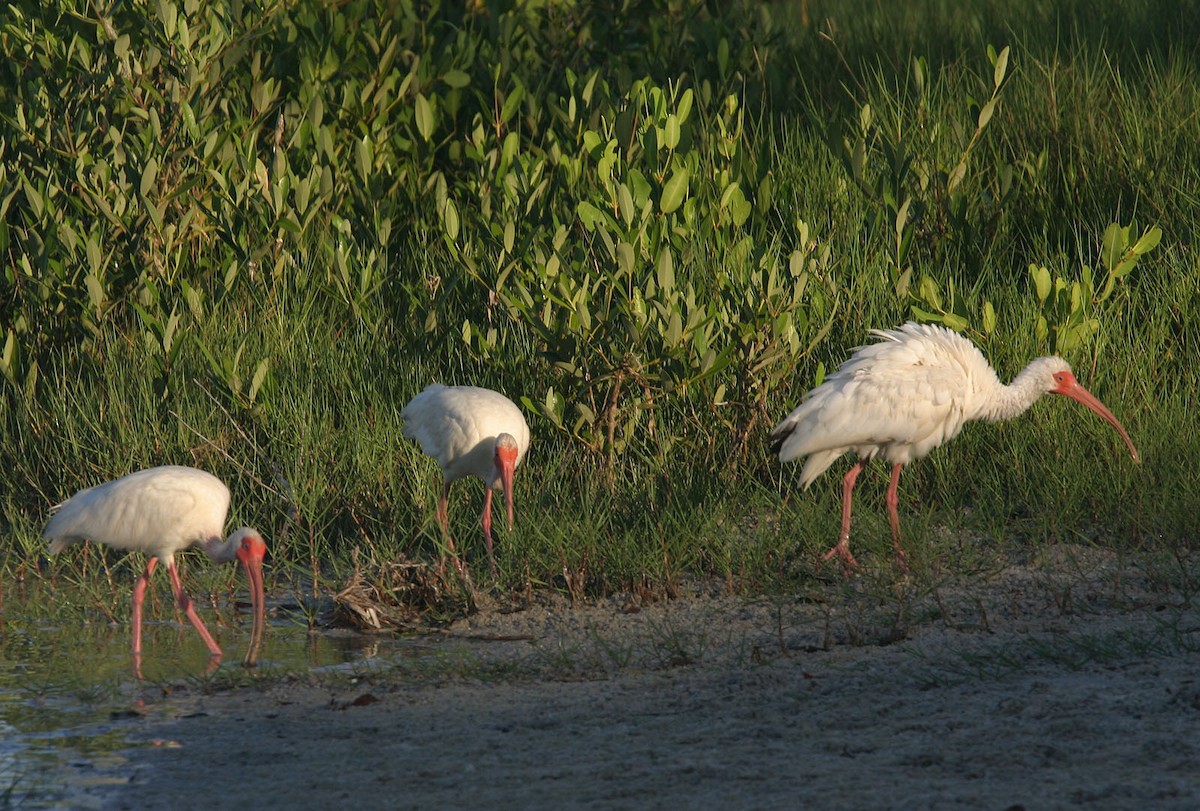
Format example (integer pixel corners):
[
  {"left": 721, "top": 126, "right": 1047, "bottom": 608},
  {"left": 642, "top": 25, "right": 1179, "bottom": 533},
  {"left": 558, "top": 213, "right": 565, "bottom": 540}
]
[{"left": 0, "top": 582, "right": 423, "bottom": 809}]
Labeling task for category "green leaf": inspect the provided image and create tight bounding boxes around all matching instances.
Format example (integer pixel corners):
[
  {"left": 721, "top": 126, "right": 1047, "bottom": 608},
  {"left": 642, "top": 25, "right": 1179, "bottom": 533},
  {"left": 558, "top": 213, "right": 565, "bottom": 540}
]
[
  {"left": 1035, "top": 315, "right": 1048, "bottom": 346},
  {"left": 850, "top": 138, "right": 866, "bottom": 180},
  {"left": 1101, "top": 222, "right": 1126, "bottom": 270},
  {"left": 993, "top": 46, "right": 1010, "bottom": 89},
  {"left": 918, "top": 275, "right": 942, "bottom": 310},
  {"left": 676, "top": 88, "right": 694, "bottom": 123},
  {"left": 249, "top": 358, "right": 269, "bottom": 405},
  {"left": 982, "top": 300, "right": 996, "bottom": 334},
  {"left": 84, "top": 274, "right": 104, "bottom": 310},
  {"left": 618, "top": 183, "right": 634, "bottom": 227},
  {"left": 499, "top": 83, "right": 525, "bottom": 124},
  {"left": 1132, "top": 225, "right": 1162, "bottom": 256},
  {"left": 85, "top": 235, "right": 102, "bottom": 273},
  {"left": 942, "top": 313, "right": 968, "bottom": 331},
  {"left": 157, "top": 0, "right": 177, "bottom": 36},
  {"left": 443, "top": 199, "right": 460, "bottom": 241},
  {"left": 415, "top": 93, "right": 434, "bottom": 141},
  {"left": 666, "top": 309, "right": 683, "bottom": 346},
  {"left": 616, "top": 242, "right": 635, "bottom": 277},
  {"left": 145, "top": 200, "right": 164, "bottom": 232},
  {"left": 895, "top": 197, "right": 911, "bottom": 236},
  {"left": 656, "top": 247, "right": 674, "bottom": 294},
  {"left": 443, "top": 69, "right": 471, "bottom": 89},
  {"left": 947, "top": 159, "right": 967, "bottom": 193},
  {"left": 977, "top": 97, "right": 997, "bottom": 130},
  {"left": 577, "top": 201, "right": 607, "bottom": 231},
  {"left": 140, "top": 157, "right": 158, "bottom": 197},
  {"left": 183, "top": 281, "right": 203, "bottom": 320},
  {"left": 1111, "top": 257, "right": 1137, "bottom": 279},
  {"left": 757, "top": 173, "right": 773, "bottom": 214},
  {"left": 575, "top": 402, "right": 597, "bottom": 426},
  {"left": 0, "top": 330, "right": 15, "bottom": 381},
  {"left": 663, "top": 114, "right": 680, "bottom": 150},
  {"left": 356, "top": 137, "right": 372, "bottom": 182},
  {"left": 1030, "top": 264, "right": 1052, "bottom": 302},
  {"left": 660, "top": 167, "right": 689, "bottom": 214}
]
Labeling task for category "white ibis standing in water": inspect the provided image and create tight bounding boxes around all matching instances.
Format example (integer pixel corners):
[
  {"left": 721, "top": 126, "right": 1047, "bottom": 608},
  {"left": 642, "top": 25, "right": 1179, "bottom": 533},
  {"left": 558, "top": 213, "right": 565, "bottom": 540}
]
[
  {"left": 402, "top": 384, "right": 530, "bottom": 575},
  {"left": 44, "top": 465, "right": 267, "bottom": 677},
  {"left": 770, "top": 322, "right": 1140, "bottom": 572}
]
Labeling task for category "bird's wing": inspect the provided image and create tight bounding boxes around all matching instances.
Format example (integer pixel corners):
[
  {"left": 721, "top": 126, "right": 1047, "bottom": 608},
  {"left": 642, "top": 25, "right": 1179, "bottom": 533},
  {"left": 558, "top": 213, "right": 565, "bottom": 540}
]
[
  {"left": 772, "top": 351, "right": 967, "bottom": 473},
  {"left": 402, "top": 385, "right": 529, "bottom": 472},
  {"left": 44, "top": 468, "right": 228, "bottom": 555},
  {"left": 401, "top": 386, "right": 478, "bottom": 467}
]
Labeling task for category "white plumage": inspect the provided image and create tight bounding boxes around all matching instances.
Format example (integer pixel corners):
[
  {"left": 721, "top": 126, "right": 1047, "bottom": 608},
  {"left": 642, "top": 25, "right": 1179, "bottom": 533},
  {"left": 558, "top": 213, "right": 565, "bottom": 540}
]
[
  {"left": 47, "top": 466, "right": 231, "bottom": 563},
  {"left": 771, "top": 322, "right": 1139, "bottom": 571},
  {"left": 44, "top": 465, "right": 267, "bottom": 676},
  {"left": 402, "top": 384, "right": 530, "bottom": 573}
]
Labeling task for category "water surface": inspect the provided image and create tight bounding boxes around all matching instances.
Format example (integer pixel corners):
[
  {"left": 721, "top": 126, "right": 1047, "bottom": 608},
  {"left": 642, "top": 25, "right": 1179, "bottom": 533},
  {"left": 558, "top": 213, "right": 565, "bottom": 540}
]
[{"left": 0, "top": 582, "right": 421, "bottom": 809}]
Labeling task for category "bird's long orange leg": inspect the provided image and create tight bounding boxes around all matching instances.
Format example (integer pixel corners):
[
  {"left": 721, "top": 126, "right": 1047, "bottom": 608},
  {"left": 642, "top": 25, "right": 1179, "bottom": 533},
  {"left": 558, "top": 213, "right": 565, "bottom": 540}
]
[
  {"left": 885, "top": 463, "right": 911, "bottom": 573},
  {"left": 131, "top": 557, "right": 159, "bottom": 678},
  {"left": 164, "top": 561, "right": 223, "bottom": 659},
  {"left": 480, "top": 487, "right": 498, "bottom": 576},
  {"left": 824, "top": 460, "right": 867, "bottom": 573},
  {"left": 436, "top": 482, "right": 464, "bottom": 573}
]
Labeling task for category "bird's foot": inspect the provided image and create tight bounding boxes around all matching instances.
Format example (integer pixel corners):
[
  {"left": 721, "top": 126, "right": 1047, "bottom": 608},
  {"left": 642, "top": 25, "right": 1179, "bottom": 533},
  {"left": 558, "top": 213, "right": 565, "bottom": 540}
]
[
  {"left": 436, "top": 554, "right": 468, "bottom": 576},
  {"left": 821, "top": 542, "right": 859, "bottom": 576}
]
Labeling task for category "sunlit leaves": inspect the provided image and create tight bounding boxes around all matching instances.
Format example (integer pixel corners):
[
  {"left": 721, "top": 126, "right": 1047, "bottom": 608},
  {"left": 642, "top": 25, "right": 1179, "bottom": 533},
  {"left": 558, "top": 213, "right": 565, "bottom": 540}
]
[
  {"left": 1031, "top": 222, "right": 1161, "bottom": 355},
  {"left": 660, "top": 167, "right": 689, "bottom": 213},
  {"left": 415, "top": 93, "right": 435, "bottom": 141}
]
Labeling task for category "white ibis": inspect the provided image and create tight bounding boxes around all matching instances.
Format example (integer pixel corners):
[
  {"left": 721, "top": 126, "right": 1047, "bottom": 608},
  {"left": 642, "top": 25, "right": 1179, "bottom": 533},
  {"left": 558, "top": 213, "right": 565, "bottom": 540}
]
[
  {"left": 401, "top": 384, "right": 530, "bottom": 574},
  {"left": 44, "top": 465, "right": 267, "bottom": 676},
  {"left": 770, "top": 322, "right": 1139, "bottom": 572}
]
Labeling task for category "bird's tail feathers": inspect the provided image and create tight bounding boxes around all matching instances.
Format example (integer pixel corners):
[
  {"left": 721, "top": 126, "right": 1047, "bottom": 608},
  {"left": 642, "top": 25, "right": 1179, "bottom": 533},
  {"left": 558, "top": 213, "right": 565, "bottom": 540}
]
[
  {"left": 798, "top": 451, "right": 842, "bottom": 489},
  {"left": 46, "top": 537, "right": 76, "bottom": 555},
  {"left": 767, "top": 423, "right": 794, "bottom": 457}
]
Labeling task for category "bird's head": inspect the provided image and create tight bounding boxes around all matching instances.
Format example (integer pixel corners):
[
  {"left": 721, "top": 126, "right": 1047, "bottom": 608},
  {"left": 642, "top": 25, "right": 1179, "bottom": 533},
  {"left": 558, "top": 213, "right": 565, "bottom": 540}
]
[
  {"left": 231, "top": 527, "right": 268, "bottom": 567},
  {"left": 494, "top": 433, "right": 521, "bottom": 530},
  {"left": 1019, "top": 355, "right": 1073, "bottom": 393},
  {"left": 229, "top": 527, "right": 267, "bottom": 638},
  {"left": 1039, "top": 358, "right": 1140, "bottom": 463}
]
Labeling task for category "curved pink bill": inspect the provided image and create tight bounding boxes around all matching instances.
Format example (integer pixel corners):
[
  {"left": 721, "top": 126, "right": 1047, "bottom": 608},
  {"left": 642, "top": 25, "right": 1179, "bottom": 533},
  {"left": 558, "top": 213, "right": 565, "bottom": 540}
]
[
  {"left": 237, "top": 549, "right": 267, "bottom": 666},
  {"left": 1053, "top": 374, "right": 1140, "bottom": 462},
  {"left": 495, "top": 443, "right": 519, "bottom": 531},
  {"left": 501, "top": 457, "right": 517, "bottom": 531}
]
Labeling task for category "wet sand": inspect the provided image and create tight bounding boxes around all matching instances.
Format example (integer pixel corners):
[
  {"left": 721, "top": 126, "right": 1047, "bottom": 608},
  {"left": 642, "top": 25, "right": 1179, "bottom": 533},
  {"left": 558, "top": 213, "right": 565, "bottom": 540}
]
[{"left": 95, "top": 545, "right": 1200, "bottom": 810}]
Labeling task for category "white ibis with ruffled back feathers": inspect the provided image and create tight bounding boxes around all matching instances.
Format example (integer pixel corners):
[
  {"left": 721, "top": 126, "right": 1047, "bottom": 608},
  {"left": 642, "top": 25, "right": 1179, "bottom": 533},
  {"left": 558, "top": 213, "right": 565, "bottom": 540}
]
[{"left": 770, "top": 322, "right": 1139, "bottom": 572}]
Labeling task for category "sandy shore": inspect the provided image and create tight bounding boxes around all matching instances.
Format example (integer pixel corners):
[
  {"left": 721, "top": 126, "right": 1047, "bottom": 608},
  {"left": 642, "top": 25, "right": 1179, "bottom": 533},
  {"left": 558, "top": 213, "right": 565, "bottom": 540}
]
[{"left": 93, "top": 544, "right": 1200, "bottom": 810}]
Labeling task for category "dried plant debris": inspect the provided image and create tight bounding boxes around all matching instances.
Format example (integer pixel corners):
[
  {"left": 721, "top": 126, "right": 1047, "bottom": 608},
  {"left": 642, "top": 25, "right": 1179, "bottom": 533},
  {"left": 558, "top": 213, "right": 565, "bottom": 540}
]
[{"left": 330, "top": 551, "right": 475, "bottom": 632}]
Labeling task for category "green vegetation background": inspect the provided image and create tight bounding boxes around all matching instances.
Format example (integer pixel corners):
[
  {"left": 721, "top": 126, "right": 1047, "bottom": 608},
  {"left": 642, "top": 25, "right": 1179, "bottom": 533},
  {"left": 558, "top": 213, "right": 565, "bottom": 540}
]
[{"left": 2, "top": 0, "right": 1197, "bottom": 601}]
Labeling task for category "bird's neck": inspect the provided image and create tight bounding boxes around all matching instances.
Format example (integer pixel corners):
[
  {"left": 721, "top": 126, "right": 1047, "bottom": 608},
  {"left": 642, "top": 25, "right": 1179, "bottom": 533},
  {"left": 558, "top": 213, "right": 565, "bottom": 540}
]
[
  {"left": 200, "top": 535, "right": 238, "bottom": 565},
  {"left": 976, "top": 363, "right": 1049, "bottom": 423}
]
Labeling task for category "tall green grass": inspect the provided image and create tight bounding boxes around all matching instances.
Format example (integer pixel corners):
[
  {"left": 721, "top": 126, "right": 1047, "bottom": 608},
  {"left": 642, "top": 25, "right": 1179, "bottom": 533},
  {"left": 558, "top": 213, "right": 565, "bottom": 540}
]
[{"left": 2, "top": 0, "right": 1198, "bottom": 604}]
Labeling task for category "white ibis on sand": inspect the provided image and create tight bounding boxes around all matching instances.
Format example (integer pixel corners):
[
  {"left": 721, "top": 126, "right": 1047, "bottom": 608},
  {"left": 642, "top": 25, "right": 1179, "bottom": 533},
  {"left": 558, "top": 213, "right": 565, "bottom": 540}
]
[
  {"left": 402, "top": 384, "right": 530, "bottom": 574},
  {"left": 44, "top": 465, "right": 267, "bottom": 676},
  {"left": 770, "top": 322, "right": 1139, "bottom": 572}
]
